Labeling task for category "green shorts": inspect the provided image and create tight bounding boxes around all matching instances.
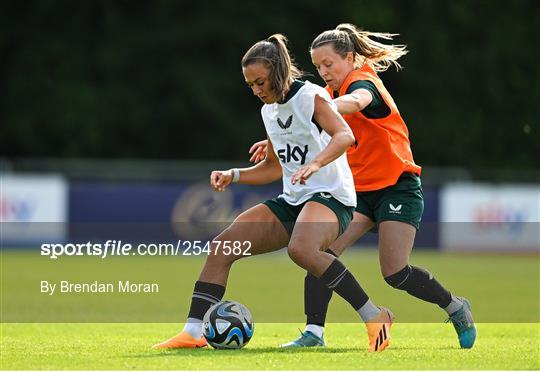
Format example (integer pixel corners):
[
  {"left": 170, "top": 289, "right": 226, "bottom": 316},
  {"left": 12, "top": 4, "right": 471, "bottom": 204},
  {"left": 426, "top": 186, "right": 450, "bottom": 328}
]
[
  {"left": 356, "top": 172, "right": 424, "bottom": 230},
  {"left": 263, "top": 193, "right": 354, "bottom": 237}
]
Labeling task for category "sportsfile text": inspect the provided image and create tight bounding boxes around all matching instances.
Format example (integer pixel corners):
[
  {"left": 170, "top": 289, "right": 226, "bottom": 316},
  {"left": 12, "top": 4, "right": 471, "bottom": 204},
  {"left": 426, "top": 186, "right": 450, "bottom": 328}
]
[{"left": 40, "top": 240, "right": 252, "bottom": 259}]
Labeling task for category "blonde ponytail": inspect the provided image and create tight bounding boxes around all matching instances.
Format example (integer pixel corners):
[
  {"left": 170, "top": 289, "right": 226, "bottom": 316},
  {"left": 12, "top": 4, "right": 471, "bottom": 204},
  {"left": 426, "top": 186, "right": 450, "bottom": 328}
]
[{"left": 311, "top": 23, "right": 408, "bottom": 72}]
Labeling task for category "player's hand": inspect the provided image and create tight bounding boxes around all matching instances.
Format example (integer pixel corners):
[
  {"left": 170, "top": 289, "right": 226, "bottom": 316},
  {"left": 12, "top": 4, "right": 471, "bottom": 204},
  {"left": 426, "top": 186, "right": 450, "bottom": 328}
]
[
  {"left": 210, "top": 170, "right": 233, "bottom": 192},
  {"left": 248, "top": 140, "right": 268, "bottom": 163},
  {"left": 291, "top": 162, "right": 321, "bottom": 185}
]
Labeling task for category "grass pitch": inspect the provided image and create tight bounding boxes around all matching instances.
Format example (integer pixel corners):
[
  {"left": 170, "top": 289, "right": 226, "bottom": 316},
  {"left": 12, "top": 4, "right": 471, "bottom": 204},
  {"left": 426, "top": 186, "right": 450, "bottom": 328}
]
[
  {"left": 1, "top": 248, "right": 539, "bottom": 369},
  {"left": 1, "top": 323, "right": 538, "bottom": 370}
]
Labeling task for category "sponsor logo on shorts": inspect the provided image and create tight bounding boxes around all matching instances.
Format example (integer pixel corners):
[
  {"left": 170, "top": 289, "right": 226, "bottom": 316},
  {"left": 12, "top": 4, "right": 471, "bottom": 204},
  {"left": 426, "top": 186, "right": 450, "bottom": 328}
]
[
  {"left": 389, "top": 203, "right": 402, "bottom": 214},
  {"left": 319, "top": 192, "right": 332, "bottom": 199}
]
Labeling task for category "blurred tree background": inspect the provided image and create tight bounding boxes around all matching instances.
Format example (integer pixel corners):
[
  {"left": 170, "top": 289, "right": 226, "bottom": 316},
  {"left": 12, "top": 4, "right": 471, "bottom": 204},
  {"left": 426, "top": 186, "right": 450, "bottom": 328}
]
[{"left": 1, "top": 0, "right": 538, "bottom": 168}]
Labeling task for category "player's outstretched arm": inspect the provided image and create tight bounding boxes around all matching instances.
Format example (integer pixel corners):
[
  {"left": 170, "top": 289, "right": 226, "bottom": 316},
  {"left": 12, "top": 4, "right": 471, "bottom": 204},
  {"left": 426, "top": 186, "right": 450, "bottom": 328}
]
[
  {"left": 210, "top": 138, "right": 281, "bottom": 192},
  {"left": 291, "top": 94, "right": 354, "bottom": 185},
  {"left": 334, "top": 88, "right": 373, "bottom": 115}
]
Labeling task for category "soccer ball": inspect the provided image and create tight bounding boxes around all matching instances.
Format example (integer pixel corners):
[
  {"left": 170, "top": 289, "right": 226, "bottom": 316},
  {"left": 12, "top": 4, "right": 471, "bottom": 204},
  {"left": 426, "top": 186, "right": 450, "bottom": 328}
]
[{"left": 203, "top": 300, "right": 254, "bottom": 349}]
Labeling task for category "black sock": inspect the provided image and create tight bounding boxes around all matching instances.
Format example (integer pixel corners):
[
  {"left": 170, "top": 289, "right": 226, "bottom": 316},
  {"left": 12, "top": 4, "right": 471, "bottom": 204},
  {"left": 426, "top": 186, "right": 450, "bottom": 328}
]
[
  {"left": 305, "top": 249, "right": 337, "bottom": 326},
  {"left": 384, "top": 265, "right": 452, "bottom": 308},
  {"left": 319, "top": 258, "right": 369, "bottom": 311},
  {"left": 187, "top": 281, "right": 226, "bottom": 320}
]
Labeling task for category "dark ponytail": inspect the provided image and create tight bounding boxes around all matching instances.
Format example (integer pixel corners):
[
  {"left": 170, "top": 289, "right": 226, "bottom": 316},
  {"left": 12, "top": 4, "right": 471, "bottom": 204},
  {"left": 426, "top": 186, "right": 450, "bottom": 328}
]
[{"left": 242, "top": 34, "right": 303, "bottom": 101}]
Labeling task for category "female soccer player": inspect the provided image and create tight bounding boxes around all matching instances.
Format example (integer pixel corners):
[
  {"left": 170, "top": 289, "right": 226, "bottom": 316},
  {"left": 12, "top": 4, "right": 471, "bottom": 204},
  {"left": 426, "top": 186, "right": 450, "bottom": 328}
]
[
  {"left": 153, "top": 33, "right": 393, "bottom": 352},
  {"left": 248, "top": 24, "right": 476, "bottom": 349}
]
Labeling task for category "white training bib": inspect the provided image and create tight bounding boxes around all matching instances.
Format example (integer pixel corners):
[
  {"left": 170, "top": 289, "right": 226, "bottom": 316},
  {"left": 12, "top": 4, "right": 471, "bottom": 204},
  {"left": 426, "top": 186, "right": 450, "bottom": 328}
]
[{"left": 261, "top": 80, "right": 356, "bottom": 207}]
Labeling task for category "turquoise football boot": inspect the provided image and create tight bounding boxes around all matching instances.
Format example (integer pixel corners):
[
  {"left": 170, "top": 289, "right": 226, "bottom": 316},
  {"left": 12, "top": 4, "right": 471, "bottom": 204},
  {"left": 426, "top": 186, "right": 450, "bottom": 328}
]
[
  {"left": 280, "top": 330, "right": 325, "bottom": 348},
  {"left": 446, "top": 297, "right": 477, "bottom": 349}
]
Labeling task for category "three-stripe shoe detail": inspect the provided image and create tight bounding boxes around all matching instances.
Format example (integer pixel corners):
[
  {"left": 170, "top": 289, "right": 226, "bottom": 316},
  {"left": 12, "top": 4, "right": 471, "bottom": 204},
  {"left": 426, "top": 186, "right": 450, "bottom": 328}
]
[
  {"left": 366, "top": 307, "right": 394, "bottom": 352},
  {"left": 374, "top": 324, "right": 388, "bottom": 351}
]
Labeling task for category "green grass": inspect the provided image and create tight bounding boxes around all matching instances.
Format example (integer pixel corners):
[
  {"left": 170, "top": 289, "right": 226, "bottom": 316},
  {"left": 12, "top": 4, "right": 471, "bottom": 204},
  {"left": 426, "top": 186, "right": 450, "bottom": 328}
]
[
  {"left": 1, "top": 323, "right": 538, "bottom": 370},
  {"left": 1, "top": 249, "right": 539, "bottom": 369}
]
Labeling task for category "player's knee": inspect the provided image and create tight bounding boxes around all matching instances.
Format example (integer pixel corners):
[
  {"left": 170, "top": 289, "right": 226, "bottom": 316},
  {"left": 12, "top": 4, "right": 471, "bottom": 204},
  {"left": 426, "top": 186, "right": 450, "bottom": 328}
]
[
  {"left": 287, "top": 243, "right": 310, "bottom": 269},
  {"left": 206, "top": 247, "right": 238, "bottom": 267},
  {"left": 384, "top": 265, "right": 412, "bottom": 290}
]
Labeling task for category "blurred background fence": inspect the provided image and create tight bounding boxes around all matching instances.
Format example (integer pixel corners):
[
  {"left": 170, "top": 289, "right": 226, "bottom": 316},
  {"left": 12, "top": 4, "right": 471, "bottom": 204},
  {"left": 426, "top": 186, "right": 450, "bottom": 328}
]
[{"left": 2, "top": 158, "right": 538, "bottom": 251}]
